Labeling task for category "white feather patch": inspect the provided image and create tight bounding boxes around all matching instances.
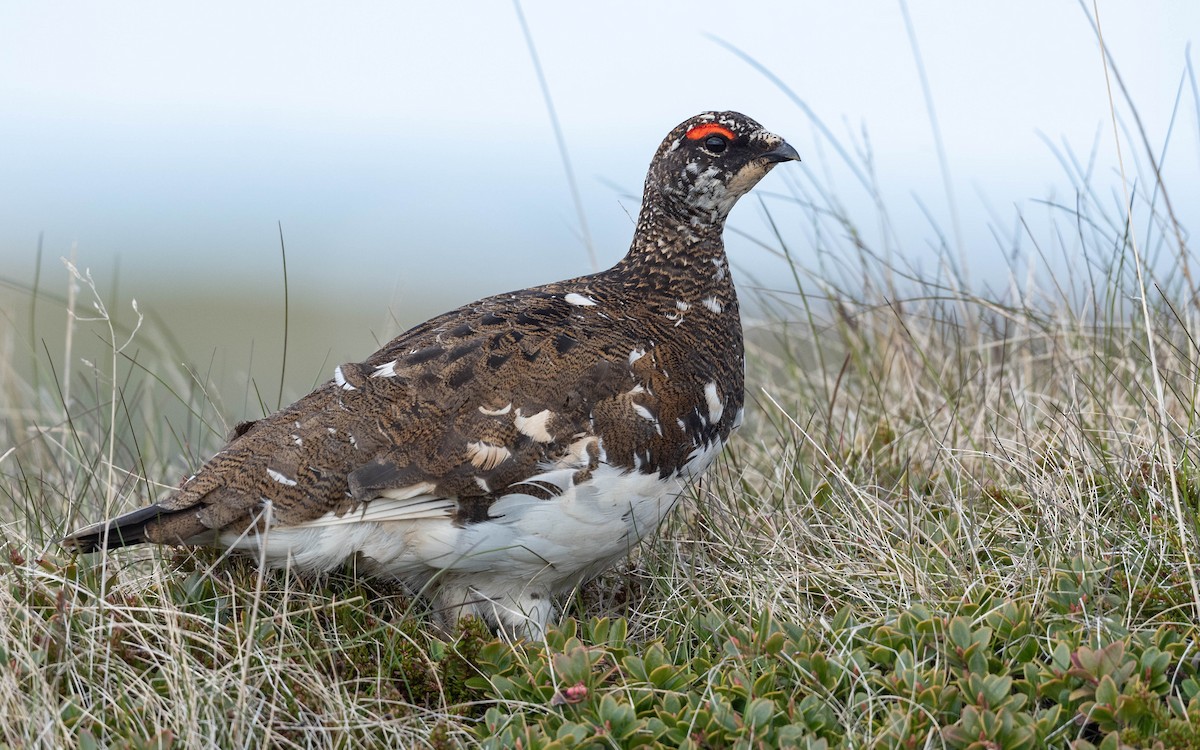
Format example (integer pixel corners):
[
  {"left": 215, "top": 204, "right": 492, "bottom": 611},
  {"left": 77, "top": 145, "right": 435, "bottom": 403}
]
[
  {"left": 267, "top": 468, "right": 298, "bottom": 487},
  {"left": 564, "top": 292, "right": 597, "bottom": 307},
  {"left": 294, "top": 495, "right": 456, "bottom": 527},
  {"left": 378, "top": 481, "right": 438, "bottom": 501},
  {"left": 334, "top": 365, "right": 357, "bottom": 391},
  {"left": 628, "top": 348, "right": 646, "bottom": 365},
  {"left": 562, "top": 435, "right": 598, "bottom": 466},
  {"left": 703, "top": 381, "right": 724, "bottom": 423},
  {"left": 701, "top": 296, "right": 722, "bottom": 314},
  {"left": 682, "top": 437, "right": 726, "bottom": 479},
  {"left": 509, "top": 467, "right": 577, "bottom": 496},
  {"left": 373, "top": 360, "right": 398, "bottom": 378},
  {"left": 711, "top": 258, "right": 727, "bottom": 281},
  {"left": 514, "top": 408, "right": 554, "bottom": 443},
  {"left": 467, "top": 441, "right": 511, "bottom": 471},
  {"left": 479, "top": 403, "right": 513, "bottom": 416},
  {"left": 632, "top": 403, "right": 656, "bottom": 422}
]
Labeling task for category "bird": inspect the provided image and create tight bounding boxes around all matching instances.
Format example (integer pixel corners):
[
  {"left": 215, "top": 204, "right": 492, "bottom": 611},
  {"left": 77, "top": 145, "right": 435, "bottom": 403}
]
[{"left": 63, "top": 111, "right": 800, "bottom": 638}]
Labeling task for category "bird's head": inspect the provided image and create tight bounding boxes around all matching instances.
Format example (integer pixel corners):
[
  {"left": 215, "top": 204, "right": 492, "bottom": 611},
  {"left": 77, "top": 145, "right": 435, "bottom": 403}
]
[{"left": 642, "top": 111, "right": 799, "bottom": 231}]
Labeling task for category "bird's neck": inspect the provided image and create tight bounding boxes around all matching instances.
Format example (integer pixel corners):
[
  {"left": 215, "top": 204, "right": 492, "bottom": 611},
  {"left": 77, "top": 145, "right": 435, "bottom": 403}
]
[{"left": 613, "top": 200, "right": 730, "bottom": 286}]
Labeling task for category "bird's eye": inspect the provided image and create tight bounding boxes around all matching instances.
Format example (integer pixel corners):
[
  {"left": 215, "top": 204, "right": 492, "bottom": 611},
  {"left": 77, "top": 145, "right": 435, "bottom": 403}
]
[{"left": 703, "top": 135, "right": 728, "bottom": 154}]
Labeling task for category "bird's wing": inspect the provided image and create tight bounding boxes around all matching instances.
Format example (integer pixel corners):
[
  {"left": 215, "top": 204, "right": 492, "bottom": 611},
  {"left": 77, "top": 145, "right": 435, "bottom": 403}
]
[{"left": 144, "top": 287, "right": 661, "bottom": 542}]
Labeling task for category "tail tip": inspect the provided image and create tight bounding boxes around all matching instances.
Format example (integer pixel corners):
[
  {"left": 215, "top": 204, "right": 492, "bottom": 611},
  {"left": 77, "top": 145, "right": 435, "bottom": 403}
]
[{"left": 59, "top": 504, "right": 165, "bottom": 553}]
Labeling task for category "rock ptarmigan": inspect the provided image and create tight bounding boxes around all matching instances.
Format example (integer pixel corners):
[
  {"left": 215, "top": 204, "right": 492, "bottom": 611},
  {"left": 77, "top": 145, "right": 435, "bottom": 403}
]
[{"left": 63, "top": 111, "right": 800, "bottom": 638}]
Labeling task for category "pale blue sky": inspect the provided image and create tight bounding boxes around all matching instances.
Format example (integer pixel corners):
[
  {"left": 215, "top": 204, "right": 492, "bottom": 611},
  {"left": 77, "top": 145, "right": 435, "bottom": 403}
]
[{"left": 2, "top": 1, "right": 1197, "bottom": 319}]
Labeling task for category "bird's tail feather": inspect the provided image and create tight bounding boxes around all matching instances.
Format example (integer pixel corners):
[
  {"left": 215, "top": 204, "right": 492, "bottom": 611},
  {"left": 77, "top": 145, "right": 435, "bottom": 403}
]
[{"left": 60, "top": 504, "right": 169, "bottom": 553}]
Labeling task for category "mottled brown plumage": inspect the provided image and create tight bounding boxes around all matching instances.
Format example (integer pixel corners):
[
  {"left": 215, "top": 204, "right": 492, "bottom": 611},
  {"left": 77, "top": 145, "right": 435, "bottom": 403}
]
[{"left": 64, "top": 111, "right": 800, "bottom": 637}]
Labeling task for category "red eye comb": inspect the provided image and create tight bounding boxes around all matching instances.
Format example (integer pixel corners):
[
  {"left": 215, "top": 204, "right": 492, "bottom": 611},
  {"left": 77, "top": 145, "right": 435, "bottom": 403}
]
[{"left": 685, "top": 123, "right": 736, "bottom": 141}]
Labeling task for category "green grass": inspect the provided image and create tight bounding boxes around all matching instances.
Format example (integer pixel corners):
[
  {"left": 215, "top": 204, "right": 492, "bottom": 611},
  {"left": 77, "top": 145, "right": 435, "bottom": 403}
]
[{"left": 4, "top": 34, "right": 1200, "bottom": 750}]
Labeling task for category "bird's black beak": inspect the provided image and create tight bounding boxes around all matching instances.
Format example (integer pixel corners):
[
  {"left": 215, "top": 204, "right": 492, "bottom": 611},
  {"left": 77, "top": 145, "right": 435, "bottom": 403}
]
[{"left": 762, "top": 141, "right": 801, "bottom": 164}]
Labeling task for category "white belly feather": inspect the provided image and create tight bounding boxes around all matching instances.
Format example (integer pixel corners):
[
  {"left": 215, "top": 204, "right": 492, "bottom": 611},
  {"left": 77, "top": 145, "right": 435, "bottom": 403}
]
[
  {"left": 218, "top": 437, "right": 725, "bottom": 637},
  {"left": 224, "top": 465, "right": 681, "bottom": 581}
]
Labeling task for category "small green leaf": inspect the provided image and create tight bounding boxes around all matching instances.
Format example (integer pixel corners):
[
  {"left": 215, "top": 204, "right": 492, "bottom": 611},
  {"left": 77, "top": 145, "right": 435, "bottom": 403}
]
[
  {"left": 949, "top": 617, "right": 973, "bottom": 650},
  {"left": 745, "top": 697, "right": 775, "bottom": 728},
  {"left": 1095, "top": 674, "right": 1118, "bottom": 706}
]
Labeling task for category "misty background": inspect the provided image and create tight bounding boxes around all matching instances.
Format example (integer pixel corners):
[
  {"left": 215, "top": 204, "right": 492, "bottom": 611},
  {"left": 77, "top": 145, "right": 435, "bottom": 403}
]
[{"left": 2, "top": 1, "right": 1197, "bottom": 409}]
